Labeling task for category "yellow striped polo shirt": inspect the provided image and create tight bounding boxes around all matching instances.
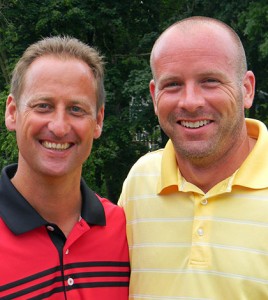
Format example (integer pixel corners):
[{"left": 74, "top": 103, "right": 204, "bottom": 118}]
[{"left": 118, "top": 118, "right": 268, "bottom": 300}]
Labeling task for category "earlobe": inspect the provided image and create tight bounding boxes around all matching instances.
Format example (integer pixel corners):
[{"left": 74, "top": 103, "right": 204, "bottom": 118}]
[
  {"left": 94, "top": 105, "right": 104, "bottom": 139},
  {"left": 94, "top": 124, "right": 101, "bottom": 138},
  {"left": 149, "top": 79, "right": 158, "bottom": 115},
  {"left": 243, "top": 71, "right": 255, "bottom": 109},
  {"left": 5, "top": 95, "right": 17, "bottom": 131}
]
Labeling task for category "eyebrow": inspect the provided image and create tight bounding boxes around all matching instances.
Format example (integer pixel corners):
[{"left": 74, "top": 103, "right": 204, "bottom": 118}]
[
  {"left": 156, "top": 75, "right": 181, "bottom": 84},
  {"left": 197, "top": 70, "right": 226, "bottom": 78},
  {"left": 157, "top": 70, "right": 227, "bottom": 82}
]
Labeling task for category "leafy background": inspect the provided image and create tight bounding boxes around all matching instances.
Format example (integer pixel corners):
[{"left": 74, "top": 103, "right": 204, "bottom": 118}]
[{"left": 0, "top": 0, "right": 267, "bottom": 202}]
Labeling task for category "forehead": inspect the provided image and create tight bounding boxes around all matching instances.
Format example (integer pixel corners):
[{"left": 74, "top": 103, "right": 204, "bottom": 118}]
[
  {"left": 152, "top": 23, "right": 238, "bottom": 74},
  {"left": 25, "top": 55, "right": 93, "bottom": 80},
  {"left": 20, "top": 55, "right": 97, "bottom": 107},
  {"left": 22, "top": 55, "right": 96, "bottom": 94}
]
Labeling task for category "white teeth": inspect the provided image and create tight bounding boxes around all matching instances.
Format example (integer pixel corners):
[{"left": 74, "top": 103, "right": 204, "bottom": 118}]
[
  {"left": 181, "top": 120, "right": 210, "bottom": 128},
  {"left": 42, "top": 141, "right": 70, "bottom": 150}
]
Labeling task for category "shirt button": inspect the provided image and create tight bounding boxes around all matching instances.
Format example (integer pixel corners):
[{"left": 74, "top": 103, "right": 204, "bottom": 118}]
[
  {"left": 197, "top": 228, "right": 204, "bottom": 236},
  {"left": 201, "top": 198, "right": 208, "bottom": 205},
  {"left": 47, "top": 225, "right": 54, "bottom": 231},
  {"left": 65, "top": 249, "right": 69, "bottom": 255},
  {"left": 67, "top": 277, "right": 74, "bottom": 286}
]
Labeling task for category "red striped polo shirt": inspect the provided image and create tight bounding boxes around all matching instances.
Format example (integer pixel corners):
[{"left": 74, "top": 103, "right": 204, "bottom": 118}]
[{"left": 0, "top": 164, "right": 130, "bottom": 299}]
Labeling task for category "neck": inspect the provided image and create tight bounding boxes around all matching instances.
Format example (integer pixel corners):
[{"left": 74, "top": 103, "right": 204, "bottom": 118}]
[
  {"left": 176, "top": 136, "right": 256, "bottom": 193},
  {"left": 11, "top": 167, "right": 82, "bottom": 237}
]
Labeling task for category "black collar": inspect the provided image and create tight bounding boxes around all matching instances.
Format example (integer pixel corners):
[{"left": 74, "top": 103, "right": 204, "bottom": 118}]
[{"left": 0, "top": 164, "right": 106, "bottom": 235}]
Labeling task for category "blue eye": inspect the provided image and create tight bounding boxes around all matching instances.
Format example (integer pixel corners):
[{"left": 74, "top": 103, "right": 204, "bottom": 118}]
[
  {"left": 162, "top": 82, "right": 181, "bottom": 90},
  {"left": 38, "top": 103, "right": 49, "bottom": 108},
  {"left": 71, "top": 106, "right": 82, "bottom": 112},
  {"left": 33, "top": 103, "right": 52, "bottom": 112},
  {"left": 69, "top": 106, "right": 87, "bottom": 116},
  {"left": 202, "top": 78, "right": 220, "bottom": 85},
  {"left": 168, "top": 82, "right": 179, "bottom": 87}
]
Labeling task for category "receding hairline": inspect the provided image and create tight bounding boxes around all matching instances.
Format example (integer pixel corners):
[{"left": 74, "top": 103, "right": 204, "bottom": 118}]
[{"left": 150, "top": 16, "right": 247, "bottom": 78}]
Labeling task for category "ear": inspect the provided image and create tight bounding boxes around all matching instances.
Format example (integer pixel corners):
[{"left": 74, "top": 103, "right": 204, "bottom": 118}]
[
  {"left": 5, "top": 94, "right": 17, "bottom": 131},
  {"left": 243, "top": 71, "right": 255, "bottom": 109},
  {"left": 149, "top": 79, "right": 158, "bottom": 115},
  {"left": 93, "top": 105, "right": 104, "bottom": 139}
]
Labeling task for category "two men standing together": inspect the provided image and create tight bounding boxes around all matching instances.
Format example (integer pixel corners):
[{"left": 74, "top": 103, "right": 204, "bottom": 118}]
[{"left": 1, "top": 16, "right": 268, "bottom": 300}]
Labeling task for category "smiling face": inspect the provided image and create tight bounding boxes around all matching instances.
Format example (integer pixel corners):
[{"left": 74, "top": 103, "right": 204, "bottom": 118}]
[
  {"left": 150, "top": 22, "right": 255, "bottom": 166},
  {"left": 5, "top": 55, "right": 104, "bottom": 179}
]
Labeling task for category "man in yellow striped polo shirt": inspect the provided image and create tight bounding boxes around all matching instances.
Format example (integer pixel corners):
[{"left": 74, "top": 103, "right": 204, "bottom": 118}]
[{"left": 119, "top": 16, "right": 268, "bottom": 299}]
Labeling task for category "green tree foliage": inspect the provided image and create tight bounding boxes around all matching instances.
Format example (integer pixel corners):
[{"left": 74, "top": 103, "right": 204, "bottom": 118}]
[
  {"left": 238, "top": 0, "right": 268, "bottom": 123},
  {"left": 0, "top": 0, "right": 267, "bottom": 202}
]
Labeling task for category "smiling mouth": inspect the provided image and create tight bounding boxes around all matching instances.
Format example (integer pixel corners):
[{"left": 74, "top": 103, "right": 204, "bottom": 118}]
[
  {"left": 180, "top": 120, "right": 211, "bottom": 128},
  {"left": 42, "top": 141, "right": 72, "bottom": 151}
]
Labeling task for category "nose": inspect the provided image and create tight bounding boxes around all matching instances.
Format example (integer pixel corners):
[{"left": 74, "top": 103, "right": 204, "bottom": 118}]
[
  {"left": 178, "top": 83, "right": 205, "bottom": 112},
  {"left": 47, "top": 111, "right": 71, "bottom": 138}
]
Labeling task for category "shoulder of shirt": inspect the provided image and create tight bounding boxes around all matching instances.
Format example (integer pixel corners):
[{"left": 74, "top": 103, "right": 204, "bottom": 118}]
[
  {"left": 128, "top": 148, "right": 164, "bottom": 171},
  {"left": 96, "top": 194, "right": 125, "bottom": 213},
  {"left": 118, "top": 149, "right": 164, "bottom": 206}
]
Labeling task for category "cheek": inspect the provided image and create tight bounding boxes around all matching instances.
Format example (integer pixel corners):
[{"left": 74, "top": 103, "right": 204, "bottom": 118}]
[
  {"left": 202, "top": 87, "right": 239, "bottom": 115},
  {"left": 75, "top": 121, "right": 96, "bottom": 141},
  {"left": 156, "top": 91, "right": 178, "bottom": 115},
  {"left": 20, "top": 118, "right": 43, "bottom": 135},
  {"left": 216, "top": 84, "right": 239, "bottom": 102}
]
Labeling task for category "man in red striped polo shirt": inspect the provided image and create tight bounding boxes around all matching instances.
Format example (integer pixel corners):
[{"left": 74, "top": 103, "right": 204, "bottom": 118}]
[{"left": 0, "top": 36, "right": 129, "bottom": 299}]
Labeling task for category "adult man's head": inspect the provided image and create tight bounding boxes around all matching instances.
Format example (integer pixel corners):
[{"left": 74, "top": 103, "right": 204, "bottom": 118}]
[
  {"left": 149, "top": 16, "right": 255, "bottom": 167},
  {"left": 5, "top": 36, "right": 105, "bottom": 179}
]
